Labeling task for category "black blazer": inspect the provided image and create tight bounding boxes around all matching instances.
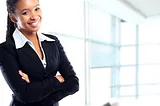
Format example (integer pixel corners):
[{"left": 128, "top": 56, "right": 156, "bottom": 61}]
[{"left": 0, "top": 34, "right": 79, "bottom": 106}]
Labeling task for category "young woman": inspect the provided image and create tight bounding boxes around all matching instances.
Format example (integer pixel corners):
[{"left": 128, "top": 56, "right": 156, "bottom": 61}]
[{"left": 0, "top": 0, "right": 79, "bottom": 106}]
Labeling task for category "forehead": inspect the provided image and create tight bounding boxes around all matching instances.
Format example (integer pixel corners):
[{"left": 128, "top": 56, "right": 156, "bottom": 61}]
[{"left": 16, "top": 0, "right": 39, "bottom": 10}]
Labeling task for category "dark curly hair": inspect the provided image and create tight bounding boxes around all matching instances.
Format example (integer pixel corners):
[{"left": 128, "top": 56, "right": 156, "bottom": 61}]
[{"left": 6, "top": 0, "right": 20, "bottom": 40}]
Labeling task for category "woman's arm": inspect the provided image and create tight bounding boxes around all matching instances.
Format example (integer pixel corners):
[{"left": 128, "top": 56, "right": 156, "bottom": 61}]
[
  {"left": 19, "top": 72, "right": 68, "bottom": 105},
  {"left": 0, "top": 43, "right": 62, "bottom": 104},
  {"left": 6, "top": 36, "right": 79, "bottom": 105},
  {"left": 55, "top": 36, "right": 79, "bottom": 95},
  {"left": 19, "top": 71, "right": 64, "bottom": 84},
  {"left": 42, "top": 36, "right": 80, "bottom": 105},
  {"left": 34, "top": 35, "right": 79, "bottom": 105}
]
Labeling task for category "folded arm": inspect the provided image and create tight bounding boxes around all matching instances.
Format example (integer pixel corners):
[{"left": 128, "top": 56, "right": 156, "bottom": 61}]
[
  {"left": 38, "top": 35, "right": 79, "bottom": 105},
  {"left": 0, "top": 43, "right": 62, "bottom": 104}
]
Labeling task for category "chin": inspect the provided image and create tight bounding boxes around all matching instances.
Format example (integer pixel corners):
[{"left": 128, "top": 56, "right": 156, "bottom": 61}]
[
  {"left": 27, "top": 22, "right": 41, "bottom": 33},
  {"left": 29, "top": 27, "right": 40, "bottom": 33}
]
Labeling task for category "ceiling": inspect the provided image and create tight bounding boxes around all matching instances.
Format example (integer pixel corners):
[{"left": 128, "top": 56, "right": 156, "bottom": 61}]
[
  {"left": 121, "top": 0, "right": 160, "bottom": 18},
  {"left": 85, "top": 0, "right": 160, "bottom": 24}
]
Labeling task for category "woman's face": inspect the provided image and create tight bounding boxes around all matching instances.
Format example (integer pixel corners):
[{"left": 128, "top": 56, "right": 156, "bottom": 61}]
[{"left": 11, "top": 0, "right": 42, "bottom": 34}]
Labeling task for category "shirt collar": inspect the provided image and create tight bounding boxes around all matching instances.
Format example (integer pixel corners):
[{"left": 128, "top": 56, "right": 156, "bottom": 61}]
[
  {"left": 37, "top": 31, "right": 55, "bottom": 42},
  {"left": 13, "top": 28, "right": 55, "bottom": 49}
]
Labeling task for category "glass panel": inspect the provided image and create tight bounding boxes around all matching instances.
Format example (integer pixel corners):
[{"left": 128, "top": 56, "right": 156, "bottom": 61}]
[
  {"left": 120, "top": 46, "right": 136, "bottom": 65},
  {"left": 120, "top": 86, "right": 136, "bottom": 96},
  {"left": 120, "top": 22, "right": 136, "bottom": 45},
  {"left": 139, "top": 24, "right": 160, "bottom": 44},
  {"left": 138, "top": 65, "right": 160, "bottom": 84},
  {"left": 89, "top": 42, "right": 117, "bottom": 67},
  {"left": 139, "top": 84, "right": 160, "bottom": 95},
  {"left": 88, "top": 4, "right": 112, "bottom": 42},
  {"left": 90, "top": 68, "right": 111, "bottom": 105},
  {"left": 120, "top": 67, "right": 136, "bottom": 85},
  {"left": 139, "top": 44, "right": 160, "bottom": 64}
]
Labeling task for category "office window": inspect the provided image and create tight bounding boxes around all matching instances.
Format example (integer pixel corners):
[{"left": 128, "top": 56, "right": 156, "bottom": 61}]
[
  {"left": 120, "top": 86, "right": 136, "bottom": 97},
  {"left": 90, "top": 68, "right": 111, "bottom": 105},
  {"left": 120, "top": 67, "right": 136, "bottom": 85},
  {"left": 86, "top": 3, "right": 118, "bottom": 105},
  {"left": 139, "top": 84, "right": 160, "bottom": 96},
  {"left": 120, "top": 46, "right": 136, "bottom": 65},
  {"left": 120, "top": 22, "right": 136, "bottom": 45},
  {"left": 138, "top": 65, "right": 160, "bottom": 84},
  {"left": 139, "top": 44, "right": 160, "bottom": 64},
  {"left": 88, "top": 4, "right": 112, "bottom": 43},
  {"left": 139, "top": 24, "right": 160, "bottom": 44},
  {"left": 120, "top": 67, "right": 136, "bottom": 97},
  {"left": 89, "top": 42, "right": 117, "bottom": 67}
]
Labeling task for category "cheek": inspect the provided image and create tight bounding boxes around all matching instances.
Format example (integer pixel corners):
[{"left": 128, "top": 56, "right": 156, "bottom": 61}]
[
  {"left": 38, "top": 10, "right": 42, "bottom": 18},
  {"left": 17, "top": 17, "right": 29, "bottom": 26},
  {"left": 21, "top": 16, "right": 29, "bottom": 22}
]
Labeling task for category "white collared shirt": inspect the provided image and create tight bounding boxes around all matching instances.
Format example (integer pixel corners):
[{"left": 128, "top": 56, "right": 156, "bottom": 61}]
[{"left": 13, "top": 28, "right": 55, "bottom": 68}]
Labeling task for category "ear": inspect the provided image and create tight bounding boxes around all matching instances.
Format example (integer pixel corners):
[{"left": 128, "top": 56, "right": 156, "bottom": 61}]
[{"left": 9, "top": 13, "right": 17, "bottom": 23}]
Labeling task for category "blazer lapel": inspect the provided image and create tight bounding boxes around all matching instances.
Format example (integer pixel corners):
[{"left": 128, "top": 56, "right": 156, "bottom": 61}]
[
  {"left": 41, "top": 41, "right": 56, "bottom": 70},
  {"left": 6, "top": 38, "right": 45, "bottom": 71},
  {"left": 20, "top": 43, "right": 44, "bottom": 70},
  {"left": 41, "top": 41, "right": 50, "bottom": 68}
]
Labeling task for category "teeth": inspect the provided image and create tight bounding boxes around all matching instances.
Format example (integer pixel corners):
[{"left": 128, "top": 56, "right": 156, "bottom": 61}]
[
  {"left": 30, "top": 20, "right": 39, "bottom": 27},
  {"left": 32, "top": 22, "right": 38, "bottom": 26}
]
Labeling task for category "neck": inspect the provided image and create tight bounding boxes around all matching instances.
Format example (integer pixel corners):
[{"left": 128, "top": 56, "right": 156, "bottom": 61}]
[
  {"left": 19, "top": 29, "right": 38, "bottom": 44},
  {"left": 27, "top": 33, "right": 38, "bottom": 44}
]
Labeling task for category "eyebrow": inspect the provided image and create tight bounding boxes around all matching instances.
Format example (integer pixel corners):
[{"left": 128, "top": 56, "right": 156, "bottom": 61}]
[{"left": 21, "top": 4, "right": 40, "bottom": 12}]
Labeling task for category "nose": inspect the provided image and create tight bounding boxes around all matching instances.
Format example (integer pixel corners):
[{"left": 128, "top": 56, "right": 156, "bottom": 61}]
[
  {"left": 30, "top": 12, "right": 38, "bottom": 20},
  {"left": 30, "top": 16, "right": 38, "bottom": 20}
]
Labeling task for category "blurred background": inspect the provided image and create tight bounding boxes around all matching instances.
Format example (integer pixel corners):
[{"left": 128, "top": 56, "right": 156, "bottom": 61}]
[{"left": 1, "top": 0, "right": 160, "bottom": 106}]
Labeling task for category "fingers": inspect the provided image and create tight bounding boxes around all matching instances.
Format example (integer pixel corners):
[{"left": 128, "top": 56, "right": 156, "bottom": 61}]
[
  {"left": 19, "top": 70, "right": 30, "bottom": 83},
  {"left": 22, "top": 76, "right": 30, "bottom": 83},
  {"left": 55, "top": 75, "right": 65, "bottom": 83},
  {"left": 21, "top": 77, "right": 30, "bottom": 83}
]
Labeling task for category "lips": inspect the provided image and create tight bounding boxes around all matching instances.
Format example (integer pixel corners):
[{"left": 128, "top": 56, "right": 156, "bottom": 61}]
[{"left": 28, "top": 18, "right": 40, "bottom": 27}]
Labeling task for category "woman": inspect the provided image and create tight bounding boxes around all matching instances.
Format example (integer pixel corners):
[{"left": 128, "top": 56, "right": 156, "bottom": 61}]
[{"left": 0, "top": 0, "right": 79, "bottom": 106}]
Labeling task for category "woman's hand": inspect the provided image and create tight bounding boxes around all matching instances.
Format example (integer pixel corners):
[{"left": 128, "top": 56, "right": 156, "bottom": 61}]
[
  {"left": 19, "top": 70, "right": 30, "bottom": 83},
  {"left": 55, "top": 75, "right": 65, "bottom": 83},
  {"left": 19, "top": 70, "right": 64, "bottom": 83}
]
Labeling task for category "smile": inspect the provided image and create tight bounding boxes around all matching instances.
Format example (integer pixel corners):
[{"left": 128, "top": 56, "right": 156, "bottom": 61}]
[{"left": 28, "top": 19, "right": 40, "bottom": 27}]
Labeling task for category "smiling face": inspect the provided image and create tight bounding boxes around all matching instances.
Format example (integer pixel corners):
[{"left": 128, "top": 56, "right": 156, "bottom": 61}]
[{"left": 10, "top": 0, "right": 42, "bottom": 35}]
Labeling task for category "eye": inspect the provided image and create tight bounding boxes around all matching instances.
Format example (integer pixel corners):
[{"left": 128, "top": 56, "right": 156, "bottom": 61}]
[
  {"left": 22, "top": 11, "right": 29, "bottom": 15},
  {"left": 35, "top": 7, "right": 40, "bottom": 11}
]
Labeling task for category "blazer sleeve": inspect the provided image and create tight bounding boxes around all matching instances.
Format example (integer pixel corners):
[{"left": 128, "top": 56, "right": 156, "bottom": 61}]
[
  {"left": 0, "top": 43, "right": 62, "bottom": 104},
  {"left": 43, "top": 34, "right": 79, "bottom": 95},
  {"left": 55, "top": 37, "right": 79, "bottom": 94},
  {"left": 39, "top": 36, "right": 79, "bottom": 105},
  {"left": 41, "top": 88, "right": 69, "bottom": 105}
]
